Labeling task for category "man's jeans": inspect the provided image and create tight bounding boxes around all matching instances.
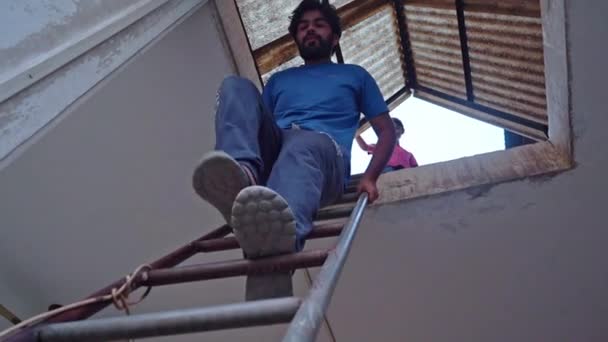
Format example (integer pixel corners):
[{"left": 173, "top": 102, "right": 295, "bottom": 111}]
[{"left": 215, "top": 76, "right": 345, "bottom": 250}]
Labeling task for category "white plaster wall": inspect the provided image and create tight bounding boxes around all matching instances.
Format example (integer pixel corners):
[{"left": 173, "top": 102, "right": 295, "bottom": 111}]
[{"left": 311, "top": 1, "right": 608, "bottom": 341}]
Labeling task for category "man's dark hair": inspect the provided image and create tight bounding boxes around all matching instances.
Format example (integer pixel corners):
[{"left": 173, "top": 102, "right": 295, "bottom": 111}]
[
  {"left": 288, "top": 0, "right": 342, "bottom": 39},
  {"left": 392, "top": 118, "right": 404, "bottom": 131}
]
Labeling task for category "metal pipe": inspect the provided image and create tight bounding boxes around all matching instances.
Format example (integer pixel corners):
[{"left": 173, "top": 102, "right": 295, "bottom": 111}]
[
  {"left": 195, "top": 222, "right": 345, "bottom": 253},
  {"left": 38, "top": 297, "right": 301, "bottom": 342},
  {"left": 139, "top": 249, "right": 329, "bottom": 287},
  {"left": 392, "top": 0, "right": 417, "bottom": 89},
  {"left": 455, "top": 0, "right": 475, "bottom": 101},
  {"left": 283, "top": 194, "right": 368, "bottom": 342},
  {"left": 0, "top": 304, "right": 21, "bottom": 325}
]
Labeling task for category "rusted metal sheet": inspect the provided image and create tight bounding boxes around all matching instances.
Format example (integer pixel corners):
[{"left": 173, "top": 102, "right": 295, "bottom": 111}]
[
  {"left": 236, "top": 0, "right": 358, "bottom": 51},
  {"left": 238, "top": 0, "right": 547, "bottom": 137},
  {"left": 465, "top": 0, "right": 540, "bottom": 17},
  {"left": 405, "top": 0, "right": 540, "bottom": 17},
  {"left": 341, "top": 5, "right": 406, "bottom": 100},
  {"left": 405, "top": 4, "right": 467, "bottom": 99},
  {"left": 236, "top": 0, "right": 303, "bottom": 50},
  {"left": 257, "top": 2, "right": 405, "bottom": 101},
  {"left": 466, "top": 11, "right": 547, "bottom": 124},
  {"left": 244, "top": 0, "right": 389, "bottom": 75}
]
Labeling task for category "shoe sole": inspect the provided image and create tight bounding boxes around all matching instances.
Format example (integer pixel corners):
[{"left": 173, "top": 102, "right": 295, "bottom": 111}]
[
  {"left": 231, "top": 186, "right": 296, "bottom": 258},
  {"left": 192, "top": 151, "right": 249, "bottom": 222},
  {"left": 231, "top": 186, "right": 296, "bottom": 300}
]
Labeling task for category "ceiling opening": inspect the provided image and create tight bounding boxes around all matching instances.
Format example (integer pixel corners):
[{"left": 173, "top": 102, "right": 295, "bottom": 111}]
[{"left": 350, "top": 96, "right": 506, "bottom": 174}]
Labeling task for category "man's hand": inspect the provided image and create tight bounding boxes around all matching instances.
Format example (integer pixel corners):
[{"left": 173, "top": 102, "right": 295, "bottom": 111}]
[
  {"left": 357, "top": 176, "right": 379, "bottom": 203},
  {"left": 356, "top": 113, "right": 395, "bottom": 204}
]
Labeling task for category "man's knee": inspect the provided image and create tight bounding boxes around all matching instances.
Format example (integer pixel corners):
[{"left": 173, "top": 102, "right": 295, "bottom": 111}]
[{"left": 220, "top": 75, "right": 258, "bottom": 95}]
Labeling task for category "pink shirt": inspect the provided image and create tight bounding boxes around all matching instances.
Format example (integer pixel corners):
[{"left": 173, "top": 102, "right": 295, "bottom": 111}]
[{"left": 366, "top": 144, "right": 418, "bottom": 169}]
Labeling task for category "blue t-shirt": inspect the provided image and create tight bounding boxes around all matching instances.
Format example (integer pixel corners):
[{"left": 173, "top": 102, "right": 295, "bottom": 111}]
[{"left": 262, "top": 63, "right": 388, "bottom": 168}]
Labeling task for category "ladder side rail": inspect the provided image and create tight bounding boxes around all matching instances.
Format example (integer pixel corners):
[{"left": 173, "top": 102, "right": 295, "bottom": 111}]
[
  {"left": 37, "top": 298, "right": 302, "bottom": 342},
  {"left": 283, "top": 193, "right": 369, "bottom": 342}
]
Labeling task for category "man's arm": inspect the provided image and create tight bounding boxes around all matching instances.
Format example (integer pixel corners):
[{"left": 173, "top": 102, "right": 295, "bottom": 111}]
[{"left": 357, "top": 113, "right": 396, "bottom": 203}]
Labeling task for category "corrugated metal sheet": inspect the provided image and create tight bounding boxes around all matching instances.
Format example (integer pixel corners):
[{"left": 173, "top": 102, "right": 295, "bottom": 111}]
[
  {"left": 236, "top": 0, "right": 355, "bottom": 51},
  {"left": 466, "top": 11, "right": 547, "bottom": 124},
  {"left": 405, "top": 5, "right": 467, "bottom": 99},
  {"left": 236, "top": 0, "right": 547, "bottom": 138},
  {"left": 235, "top": 0, "right": 301, "bottom": 50},
  {"left": 341, "top": 5, "right": 406, "bottom": 100},
  {"left": 253, "top": 1, "right": 405, "bottom": 101}
]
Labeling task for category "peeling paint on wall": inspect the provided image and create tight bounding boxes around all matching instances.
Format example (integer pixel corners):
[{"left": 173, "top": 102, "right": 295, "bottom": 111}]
[
  {"left": 0, "top": 0, "right": 205, "bottom": 164},
  {"left": 0, "top": 0, "right": 79, "bottom": 49}
]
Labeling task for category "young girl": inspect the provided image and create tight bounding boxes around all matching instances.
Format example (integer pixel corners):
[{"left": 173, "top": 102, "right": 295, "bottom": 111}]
[{"left": 356, "top": 118, "right": 418, "bottom": 172}]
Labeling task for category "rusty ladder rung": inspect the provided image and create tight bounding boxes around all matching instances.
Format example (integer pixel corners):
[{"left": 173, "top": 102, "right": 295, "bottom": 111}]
[
  {"left": 195, "top": 222, "right": 344, "bottom": 253},
  {"left": 139, "top": 249, "right": 329, "bottom": 287}
]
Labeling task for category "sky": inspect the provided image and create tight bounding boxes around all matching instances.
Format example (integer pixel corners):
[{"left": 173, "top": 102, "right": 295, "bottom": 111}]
[{"left": 350, "top": 97, "right": 506, "bottom": 174}]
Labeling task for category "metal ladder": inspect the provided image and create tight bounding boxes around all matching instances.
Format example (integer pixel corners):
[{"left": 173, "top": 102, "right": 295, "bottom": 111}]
[{"left": 5, "top": 177, "right": 368, "bottom": 342}]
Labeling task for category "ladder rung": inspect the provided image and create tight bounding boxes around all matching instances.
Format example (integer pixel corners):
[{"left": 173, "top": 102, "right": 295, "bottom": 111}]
[
  {"left": 316, "top": 205, "right": 354, "bottom": 221},
  {"left": 37, "top": 297, "right": 301, "bottom": 342},
  {"left": 344, "top": 184, "right": 357, "bottom": 193},
  {"left": 334, "top": 192, "right": 358, "bottom": 205},
  {"left": 195, "top": 222, "right": 344, "bottom": 253},
  {"left": 347, "top": 173, "right": 363, "bottom": 185},
  {"left": 139, "top": 249, "right": 329, "bottom": 287}
]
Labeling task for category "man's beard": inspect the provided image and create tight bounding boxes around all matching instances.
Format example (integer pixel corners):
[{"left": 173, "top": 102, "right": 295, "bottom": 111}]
[{"left": 297, "top": 35, "right": 333, "bottom": 60}]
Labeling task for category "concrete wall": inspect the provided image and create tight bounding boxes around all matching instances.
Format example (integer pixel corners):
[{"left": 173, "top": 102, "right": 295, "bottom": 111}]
[{"left": 313, "top": 1, "right": 608, "bottom": 341}]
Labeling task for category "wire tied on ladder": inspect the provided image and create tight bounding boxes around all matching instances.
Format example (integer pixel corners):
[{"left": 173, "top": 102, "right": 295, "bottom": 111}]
[
  {"left": 111, "top": 264, "right": 152, "bottom": 315},
  {"left": 0, "top": 264, "right": 153, "bottom": 339}
]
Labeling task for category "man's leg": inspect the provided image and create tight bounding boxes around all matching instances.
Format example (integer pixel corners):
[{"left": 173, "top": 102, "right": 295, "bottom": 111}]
[
  {"left": 233, "top": 129, "right": 345, "bottom": 252},
  {"left": 231, "top": 129, "right": 345, "bottom": 300},
  {"left": 192, "top": 76, "right": 281, "bottom": 222},
  {"left": 267, "top": 130, "right": 345, "bottom": 249}
]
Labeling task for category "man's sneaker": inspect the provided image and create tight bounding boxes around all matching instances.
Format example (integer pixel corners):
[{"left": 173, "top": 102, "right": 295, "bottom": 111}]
[
  {"left": 192, "top": 151, "right": 250, "bottom": 222},
  {"left": 231, "top": 186, "right": 297, "bottom": 300}
]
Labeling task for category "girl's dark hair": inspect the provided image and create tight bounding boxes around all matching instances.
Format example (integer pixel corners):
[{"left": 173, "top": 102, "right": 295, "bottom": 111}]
[
  {"left": 288, "top": 0, "right": 342, "bottom": 39},
  {"left": 392, "top": 118, "right": 404, "bottom": 130}
]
